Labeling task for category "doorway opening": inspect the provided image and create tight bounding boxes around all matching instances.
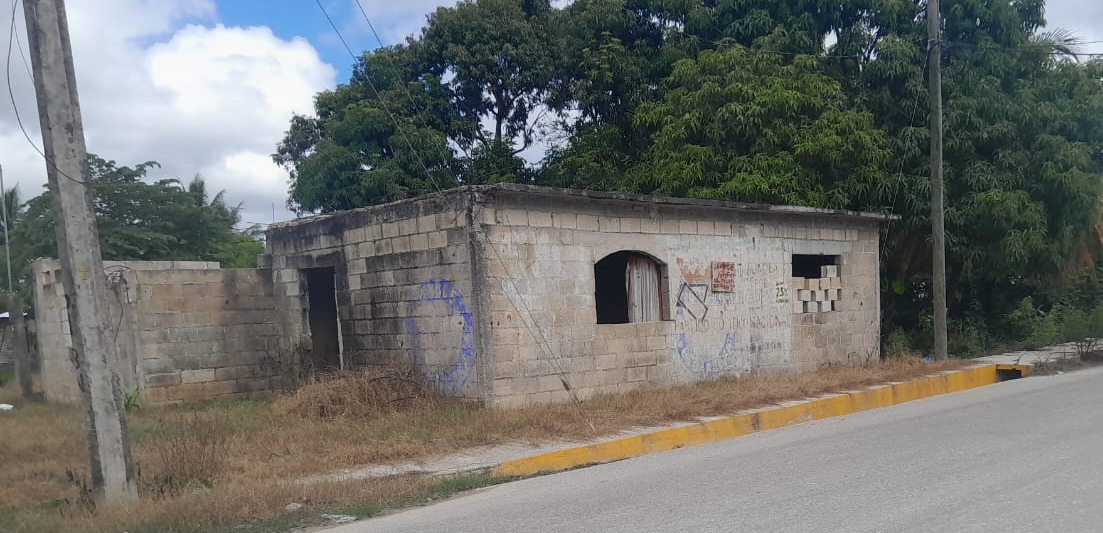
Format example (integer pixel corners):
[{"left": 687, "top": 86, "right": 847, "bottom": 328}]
[{"left": 304, "top": 267, "right": 342, "bottom": 371}]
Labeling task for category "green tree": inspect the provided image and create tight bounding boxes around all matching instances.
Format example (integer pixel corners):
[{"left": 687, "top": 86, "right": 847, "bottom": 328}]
[
  {"left": 421, "top": 0, "right": 559, "bottom": 163},
  {"left": 274, "top": 45, "right": 459, "bottom": 214},
  {"left": 625, "top": 46, "right": 888, "bottom": 208},
  {"left": 851, "top": 0, "right": 1103, "bottom": 348},
  {"left": 10, "top": 155, "right": 252, "bottom": 281}
]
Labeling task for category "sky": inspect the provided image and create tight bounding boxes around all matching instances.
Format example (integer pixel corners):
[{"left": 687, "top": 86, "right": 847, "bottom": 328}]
[{"left": 1, "top": 0, "right": 1102, "bottom": 229}]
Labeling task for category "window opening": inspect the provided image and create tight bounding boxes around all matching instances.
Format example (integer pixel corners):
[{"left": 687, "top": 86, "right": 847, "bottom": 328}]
[
  {"left": 595, "top": 251, "right": 666, "bottom": 324},
  {"left": 791, "top": 255, "right": 842, "bottom": 314}
]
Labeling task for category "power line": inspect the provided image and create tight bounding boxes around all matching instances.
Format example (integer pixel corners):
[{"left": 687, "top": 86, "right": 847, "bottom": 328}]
[
  {"left": 348, "top": 1, "right": 593, "bottom": 422},
  {"left": 313, "top": 0, "right": 448, "bottom": 197},
  {"left": 7, "top": 0, "right": 85, "bottom": 184}
]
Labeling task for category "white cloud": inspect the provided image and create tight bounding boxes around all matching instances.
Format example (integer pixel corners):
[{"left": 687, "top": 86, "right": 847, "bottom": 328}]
[
  {"left": 1043, "top": 0, "right": 1103, "bottom": 55},
  {"left": 1, "top": 0, "right": 336, "bottom": 227}
]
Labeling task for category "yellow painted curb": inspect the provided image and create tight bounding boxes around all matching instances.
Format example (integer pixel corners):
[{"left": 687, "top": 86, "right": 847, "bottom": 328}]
[{"left": 493, "top": 364, "right": 1007, "bottom": 477}]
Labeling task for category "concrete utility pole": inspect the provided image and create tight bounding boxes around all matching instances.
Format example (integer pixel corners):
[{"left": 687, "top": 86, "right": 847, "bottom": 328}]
[
  {"left": 22, "top": 0, "right": 137, "bottom": 505},
  {"left": 928, "top": 0, "right": 949, "bottom": 360}
]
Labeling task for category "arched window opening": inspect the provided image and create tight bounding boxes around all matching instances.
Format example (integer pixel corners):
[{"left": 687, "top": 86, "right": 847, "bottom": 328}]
[{"left": 595, "top": 251, "right": 667, "bottom": 324}]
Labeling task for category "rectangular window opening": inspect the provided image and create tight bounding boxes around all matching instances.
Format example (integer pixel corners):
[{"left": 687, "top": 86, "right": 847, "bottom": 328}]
[
  {"left": 792, "top": 255, "right": 842, "bottom": 314},
  {"left": 792, "top": 254, "right": 840, "bottom": 279}
]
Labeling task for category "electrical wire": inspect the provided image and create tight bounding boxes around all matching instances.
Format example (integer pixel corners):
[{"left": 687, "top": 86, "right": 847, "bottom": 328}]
[
  {"left": 313, "top": 0, "right": 448, "bottom": 201},
  {"left": 346, "top": 0, "right": 594, "bottom": 423},
  {"left": 6, "top": 0, "right": 85, "bottom": 184}
]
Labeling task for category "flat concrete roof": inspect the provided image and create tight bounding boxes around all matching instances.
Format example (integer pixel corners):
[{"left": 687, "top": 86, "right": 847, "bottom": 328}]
[{"left": 269, "top": 184, "right": 898, "bottom": 232}]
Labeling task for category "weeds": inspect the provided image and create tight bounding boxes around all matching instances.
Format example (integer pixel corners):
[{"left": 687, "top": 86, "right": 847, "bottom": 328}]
[
  {"left": 124, "top": 386, "right": 142, "bottom": 412},
  {"left": 139, "top": 412, "right": 232, "bottom": 498},
  {"left": 1, "top": 357, "right": 964, "bottom": 533}
]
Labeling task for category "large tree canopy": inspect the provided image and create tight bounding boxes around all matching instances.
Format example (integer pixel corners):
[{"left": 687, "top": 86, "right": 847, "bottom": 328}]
[
  {"left": 277, "top": 0, "right": 1103, "bottom": 353},
  {"left": 625, "top": 46, "right": 888, "bottom": 207}
]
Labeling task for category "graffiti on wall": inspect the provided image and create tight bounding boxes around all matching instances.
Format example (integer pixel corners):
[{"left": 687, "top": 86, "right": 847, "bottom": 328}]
[
  {"left": 711, "top": 261, "right": 735, "bottom": 293},
  {"left": 403, "top": 279, "right": 475, "bottom": 395},
  {"left": 672, "top": 256, "right": 791, "bottom": 379}
]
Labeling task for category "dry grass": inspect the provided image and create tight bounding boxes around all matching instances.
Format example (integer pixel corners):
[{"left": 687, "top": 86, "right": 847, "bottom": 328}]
[{"left": 0, "top": 357, "right": 965, "bottom": 533}]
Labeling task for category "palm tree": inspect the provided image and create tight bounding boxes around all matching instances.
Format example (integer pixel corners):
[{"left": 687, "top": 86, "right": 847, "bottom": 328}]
[
  {"left": 1030, "top": 28, "right": 1085, "bottom": 61},
  {"left": 0, "top": 186, "right": 22, "bottom": 245}
]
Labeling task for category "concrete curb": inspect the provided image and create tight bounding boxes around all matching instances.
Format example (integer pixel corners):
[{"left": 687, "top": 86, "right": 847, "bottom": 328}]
[{"left": 493, "top": 363, "right": 1031, "bottom": 477}]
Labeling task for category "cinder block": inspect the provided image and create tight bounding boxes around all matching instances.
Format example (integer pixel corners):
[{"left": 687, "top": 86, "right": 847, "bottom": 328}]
[
  {"left": 826, "top": 288, "right": 841, "bottom": 301},
  {"left": 830, "top": 277, "right": 843, "bottom": 289},
  {"left": 398, "top": 218, "right": 418, "bottom": 236},
  {"left": 416, "top": 214, "right": 438, "bottom": 233},
  {"left": 144, "top": 372, "right": 181, "bottom": 387},
  {"left": 821, "top": 265, "right": 839, "bottom": 278},
  {"left": 791, "top": 277, "right": 807, "bottom": 290},
  {"left": 181, "top": 369, "right": 216, "bottom": 384},
  {"left": 804, "top": 301, "right": 820, "bottom": 313},
  {"left": 797, "top": 289, "right": 812, "bottom": 302},
  {"left": 576, "top": 214, "right": 599, "bottom": 231},
  {"left": 813, "top": 290, "right": 826, "bottom": 302},
  {"left": 214, "top": 365, "right": 254, "bottom": 381},
  {"left": 381, "top": 221, "right": 400, "bottom": 238},
  {"left": 528, "top": 211, "right": 554, "bottom": 227},
  {"left": 793, "top": 299, "right": 806, "bottom": 314},
  {"left": 553, "top": 213, "right": 577, "bottom": 229},
  {"left": 498, "top": 209, "right": 529, "bottom": 226},
  {"left": 409, "top": 233, "right": 429, "bottom": 251},
  {"left": 822, "top": 300, "right": 835, "bottom": 312},
  {"left": 599, "top": 216, "right": 621, "bottom": 232},
  {"left": 807, "top": 278, "right": 821, "bottom": 290}
]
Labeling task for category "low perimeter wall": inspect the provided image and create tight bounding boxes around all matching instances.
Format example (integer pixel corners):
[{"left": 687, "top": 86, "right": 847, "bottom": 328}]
[{"left": 33, "top": 260, "right": 297, "bottom": 405}]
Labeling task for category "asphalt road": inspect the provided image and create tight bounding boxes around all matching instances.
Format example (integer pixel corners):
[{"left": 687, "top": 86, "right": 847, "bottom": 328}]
[{"left": 328, "top": 366, "right": 1103, "bottom": 533}]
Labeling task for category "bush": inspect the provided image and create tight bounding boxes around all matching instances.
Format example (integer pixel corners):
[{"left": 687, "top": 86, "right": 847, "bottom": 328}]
[
  {"left": 274, "top": 367, "right": 436, "bottom": 420},
  {"left": 1007, "top": 296, "right": 1059, "bottom": 349},
  {"left": 1059, "top": 306, "right": 1103, "bottom": 360},
  {"left": 882, "top": 329, "right": 917, "bottom": 359}
]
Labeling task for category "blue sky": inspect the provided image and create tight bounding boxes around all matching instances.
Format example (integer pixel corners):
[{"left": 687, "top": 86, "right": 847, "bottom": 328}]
[
  {"left": 215, "top": 0, "right": 439, "bottom": 82},
  {"left": 2, "top": 0, "right": 1101, "bottom": 227}
]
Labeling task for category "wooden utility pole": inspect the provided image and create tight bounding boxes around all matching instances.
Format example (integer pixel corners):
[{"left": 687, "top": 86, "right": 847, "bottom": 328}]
[
  {"left": 22, "top": 0, "right": 137, "bottom": 505},
  {"left": 928, "top": 0, "right": 948, "bottom": 359},
  {"left": 9, "top": 294, "right": 34, "bottom": 398},
  {"left": 0, "top": 164, "right": 34, "bottom": 399}
]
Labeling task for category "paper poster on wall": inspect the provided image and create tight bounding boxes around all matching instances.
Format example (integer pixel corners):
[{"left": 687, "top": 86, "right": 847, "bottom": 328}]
[{"left": 711, "top": 261, "right": 734, "bottom": 293}]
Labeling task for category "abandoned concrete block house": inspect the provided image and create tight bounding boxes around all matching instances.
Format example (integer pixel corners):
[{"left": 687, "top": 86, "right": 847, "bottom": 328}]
[{"left": 34, "top": 184, "right": 892, "bottom": 407}]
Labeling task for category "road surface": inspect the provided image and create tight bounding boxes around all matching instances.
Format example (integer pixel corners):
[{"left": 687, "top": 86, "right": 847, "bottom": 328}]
[{"left": 327, "top": 366, "right": 1103, "bottom": 533}]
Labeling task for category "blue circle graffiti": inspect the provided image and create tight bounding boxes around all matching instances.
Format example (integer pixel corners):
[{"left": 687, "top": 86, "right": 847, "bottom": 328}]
[{"left": 404, "top": 279, "right": 475, "bottom": 395}]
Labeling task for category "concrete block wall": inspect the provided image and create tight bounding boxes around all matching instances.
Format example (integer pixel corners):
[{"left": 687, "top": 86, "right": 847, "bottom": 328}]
[
  {"left": 475, "top": 189, "right": 883, "bottom": 407},
  {"left": 264, "top": 190, "right": 482, "bottom": 399},
  {"left": 33, "top": 260, "right": 286, "bottom": 405}
]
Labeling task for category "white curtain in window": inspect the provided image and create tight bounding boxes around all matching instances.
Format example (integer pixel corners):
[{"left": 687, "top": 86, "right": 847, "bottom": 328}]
[{"left": 626, "top": 256, "right": 661, "bottom": 323}]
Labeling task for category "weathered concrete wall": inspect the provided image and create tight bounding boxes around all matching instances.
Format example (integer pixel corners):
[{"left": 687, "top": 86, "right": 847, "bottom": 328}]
[
  {"left": 473, "top": 188, "right": 882, "bottom": 408},
  {"left": 33, "top": 260, "right": 287, "bottom": 405},
  {"left": 264, "top": 190, "right": 483, "bottom": 399}
]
